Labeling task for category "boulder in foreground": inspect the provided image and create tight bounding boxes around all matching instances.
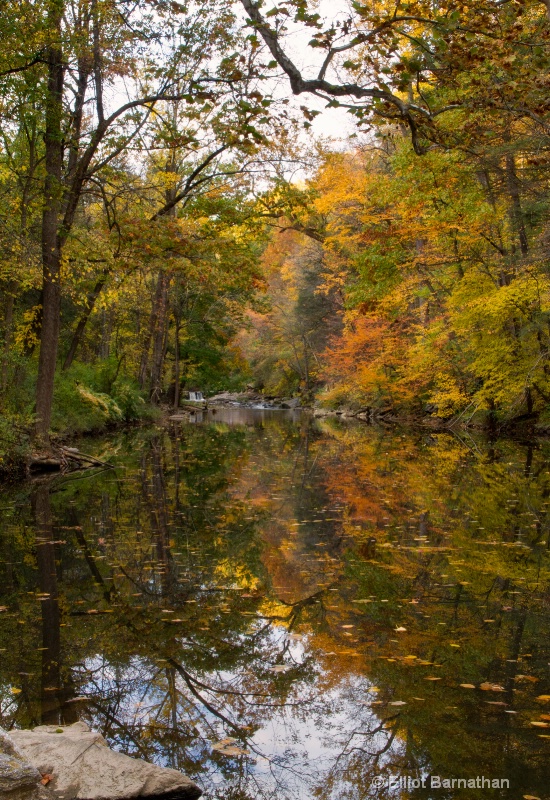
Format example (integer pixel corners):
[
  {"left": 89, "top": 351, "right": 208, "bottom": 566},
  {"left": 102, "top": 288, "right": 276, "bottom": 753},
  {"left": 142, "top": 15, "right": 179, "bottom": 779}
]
[
  {"left": 10, "top": 722, "right": 201, "bottom": 800},
  {"left": 0, "top": 727, "right": 53, "bottom": 800}
]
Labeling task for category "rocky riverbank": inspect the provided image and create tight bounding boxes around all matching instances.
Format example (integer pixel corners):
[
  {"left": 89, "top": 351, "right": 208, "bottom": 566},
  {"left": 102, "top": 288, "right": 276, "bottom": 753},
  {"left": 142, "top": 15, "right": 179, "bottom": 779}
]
[{"left": 207, "top": 390, "right": 302, "bottom": 409}]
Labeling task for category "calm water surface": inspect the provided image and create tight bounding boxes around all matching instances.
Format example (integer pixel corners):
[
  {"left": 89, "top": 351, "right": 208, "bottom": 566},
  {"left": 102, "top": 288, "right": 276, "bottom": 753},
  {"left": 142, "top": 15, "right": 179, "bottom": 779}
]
[{"left": 0, "top": 410, "right": 549, "bottom": 799}]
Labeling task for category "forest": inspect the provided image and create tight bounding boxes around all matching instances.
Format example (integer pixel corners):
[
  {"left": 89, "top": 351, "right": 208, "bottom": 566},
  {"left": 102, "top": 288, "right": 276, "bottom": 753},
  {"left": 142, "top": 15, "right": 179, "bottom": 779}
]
[{"left": 1, "top": 0, "right": 549, "bottom": 467}]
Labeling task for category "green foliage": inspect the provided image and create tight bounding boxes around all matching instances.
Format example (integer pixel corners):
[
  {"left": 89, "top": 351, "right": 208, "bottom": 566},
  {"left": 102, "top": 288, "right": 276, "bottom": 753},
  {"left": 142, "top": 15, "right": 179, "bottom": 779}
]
[{"left": 0, "top": 412, "right": 31, "bottom": 476}]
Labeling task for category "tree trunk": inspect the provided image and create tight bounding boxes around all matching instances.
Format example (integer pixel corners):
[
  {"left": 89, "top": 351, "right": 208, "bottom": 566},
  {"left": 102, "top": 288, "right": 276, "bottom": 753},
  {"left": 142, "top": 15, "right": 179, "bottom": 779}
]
[
  {"left": 149, "top": 270, "right": 171, "bottom": 402},
  {"left": 173, "top": 313, "right": 180, "bottom": 410},
  {"left": 63, "top": 268, "right": 110, "bottom": 370},
  {"left": 35, "top": 9, "right": 64, "bottom": 441},
  {"left": 505, "top": 152, "right": 528, "bottom": 256},
  {"left": 1, "top": 280, "right": 17, "bottom": 393}
]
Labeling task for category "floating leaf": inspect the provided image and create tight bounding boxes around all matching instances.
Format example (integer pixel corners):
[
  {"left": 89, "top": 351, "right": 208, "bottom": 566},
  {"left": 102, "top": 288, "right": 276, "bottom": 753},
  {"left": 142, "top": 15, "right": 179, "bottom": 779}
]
[
  {"left": 460, "top": 684, "right": 476, "bottom": 689},
  {"left": 212, "top": 737, "right": 250, "bottom": 757},
  {"left": 425, "top": 676, "right": 442, "bottom": 681},
  {"left": 212, "top": 737, "right": 236, "bottom": 749},
  {"left": 479, "top": 682, "right": 504, "bottom": 692}
]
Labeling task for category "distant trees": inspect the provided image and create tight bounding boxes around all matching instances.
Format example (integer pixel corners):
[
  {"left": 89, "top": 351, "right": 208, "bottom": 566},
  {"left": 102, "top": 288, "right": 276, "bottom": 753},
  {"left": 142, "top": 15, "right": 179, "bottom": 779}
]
[{"left": 233, "top": 0, "right": 550, "bottom": 423}]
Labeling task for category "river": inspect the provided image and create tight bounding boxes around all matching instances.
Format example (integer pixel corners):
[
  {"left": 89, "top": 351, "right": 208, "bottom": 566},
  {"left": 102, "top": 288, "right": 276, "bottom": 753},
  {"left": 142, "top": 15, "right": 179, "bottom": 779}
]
[{"left": 0, "top": 409, "right": 548, "bottom": 799}]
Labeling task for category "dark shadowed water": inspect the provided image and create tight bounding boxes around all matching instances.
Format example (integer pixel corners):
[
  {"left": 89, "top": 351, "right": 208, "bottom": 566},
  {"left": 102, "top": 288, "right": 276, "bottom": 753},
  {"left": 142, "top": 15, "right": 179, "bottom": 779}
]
[{"left": 0, "top": 410, "right": 548, "bottom": 799}]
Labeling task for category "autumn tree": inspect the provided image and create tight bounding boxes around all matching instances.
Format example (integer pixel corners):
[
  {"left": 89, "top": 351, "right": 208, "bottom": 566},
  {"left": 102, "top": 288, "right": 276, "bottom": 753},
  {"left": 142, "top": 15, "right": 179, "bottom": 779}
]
[{"left": 0, "top": 0, "right": 276, "bottom": 440}]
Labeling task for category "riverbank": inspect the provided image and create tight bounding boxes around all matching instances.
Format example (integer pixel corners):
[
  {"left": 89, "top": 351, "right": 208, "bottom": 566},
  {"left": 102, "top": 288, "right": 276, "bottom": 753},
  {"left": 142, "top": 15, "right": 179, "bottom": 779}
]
[{"left": 5, "top": 386, "right": 550, "bottom": 481}]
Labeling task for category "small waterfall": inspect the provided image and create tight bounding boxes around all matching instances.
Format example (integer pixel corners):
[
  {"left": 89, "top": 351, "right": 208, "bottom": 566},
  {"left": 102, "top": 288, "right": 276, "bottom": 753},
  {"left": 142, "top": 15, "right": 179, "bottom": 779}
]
[{"left": 188, "top": 391, "right": 204, "bottom": 401}]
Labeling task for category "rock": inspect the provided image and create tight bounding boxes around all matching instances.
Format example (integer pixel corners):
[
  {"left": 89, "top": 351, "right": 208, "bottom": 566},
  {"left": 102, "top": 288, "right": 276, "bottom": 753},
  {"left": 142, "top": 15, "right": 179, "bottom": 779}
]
[
  {"left": 280, "top": 398, "right": 301, "bottom": 409},
  {"left": 0, "top": 727, "right": 54, "bottom": 800},
  {"left": 207, "top": 391, "right": 238, "bottom": 403},
  {"left": 10, "top": 722, "right": 201, "bottom": 800}
]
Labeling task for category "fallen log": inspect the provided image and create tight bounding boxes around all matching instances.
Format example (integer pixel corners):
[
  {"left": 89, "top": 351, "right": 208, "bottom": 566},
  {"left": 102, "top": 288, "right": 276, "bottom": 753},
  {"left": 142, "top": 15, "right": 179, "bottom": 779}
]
[{"left": 28, "top": 447, "right": 114, "bottom": 475}]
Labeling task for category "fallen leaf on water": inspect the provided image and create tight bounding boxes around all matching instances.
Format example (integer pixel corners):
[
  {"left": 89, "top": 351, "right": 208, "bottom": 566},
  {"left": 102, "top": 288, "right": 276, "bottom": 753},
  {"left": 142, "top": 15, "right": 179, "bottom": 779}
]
[
  {"left": 389, "top": 701, "right": 406, "bottom": 706},
  {"left": 395, "top": 626, "right": 407, "bottom": 632},
  {"left": 212, "top": 737, "right": 236, "bottom": 749},
  {"left": 268, "top": 665, "right": 291, "bottom": 673},
  {"left": 215, "top": 746, "right": 249, "bottom": 757},
  {"left": 530, "top": 721, "right": 549, "bottom": 728},
  {"left": 460, "top": 684, "right": 476, "bottom": 689},
  {"left": 479, "top": 682, "right": 505, "bottom": 692},
  {"left": 536, "top": 695, "right": 550, "bottom": 702},
  {"left": 10, "top": 688, "right": 22, "bottom": 694},
  {"left": 523, "top": 795, "right": 541, "bottom": 799},
  {"left": 425, "top": 677, "right": 442, "bottom": 681}
]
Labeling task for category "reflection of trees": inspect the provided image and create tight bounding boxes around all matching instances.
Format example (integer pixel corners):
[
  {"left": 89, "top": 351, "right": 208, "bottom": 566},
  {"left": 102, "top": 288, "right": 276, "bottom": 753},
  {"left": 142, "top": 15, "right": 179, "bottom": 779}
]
[
  {"left": 0, "top": 421, "right": 548, "bottom": 799},
  {"left": 306, "top": 424, "right": 550, "bottom": 799},
  {"left": 32, "top": 482, "right": 78, "bottom": 726}
]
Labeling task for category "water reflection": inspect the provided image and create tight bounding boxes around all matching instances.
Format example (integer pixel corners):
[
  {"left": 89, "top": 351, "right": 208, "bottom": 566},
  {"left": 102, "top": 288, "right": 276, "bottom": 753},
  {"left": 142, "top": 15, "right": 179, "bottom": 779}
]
[{"left": 0, "top": 414, "right": 548, "bottom": 799}]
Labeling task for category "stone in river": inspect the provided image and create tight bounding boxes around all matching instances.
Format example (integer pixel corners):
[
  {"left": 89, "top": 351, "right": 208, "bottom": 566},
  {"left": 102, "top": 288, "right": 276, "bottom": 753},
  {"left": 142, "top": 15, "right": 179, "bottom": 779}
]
[{"left": 10, "top": 722, "right": 201, "bottom": 800}]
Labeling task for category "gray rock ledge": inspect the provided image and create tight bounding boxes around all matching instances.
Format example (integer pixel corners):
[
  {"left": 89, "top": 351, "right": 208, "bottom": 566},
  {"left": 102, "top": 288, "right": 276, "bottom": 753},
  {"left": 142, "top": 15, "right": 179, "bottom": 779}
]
[{"left": 6, "top": 722, "right": 201, "bottom": 800}]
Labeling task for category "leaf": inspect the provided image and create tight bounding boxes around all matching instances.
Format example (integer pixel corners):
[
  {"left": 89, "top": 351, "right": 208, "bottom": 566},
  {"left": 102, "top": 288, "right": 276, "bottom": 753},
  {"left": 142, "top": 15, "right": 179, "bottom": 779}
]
[
  {"left": 212, "top": 737, "right": 236, "bottom": 749},
  {"left": 212, "top": 738, "right": 250, "bottom": 757},
  {"left": 459, "top": 684, "right": 476, "bottom": 689},
  {"left": 425, "top": 676, "right": 442, "bottom": 681},
  {"left": 479, "top": 682, "right": 504, "bottom": 692},
  {"left": 218, "top": 746, "right": 249, "bottom": 756},
  {"left": 10, "top": 688, "right": 22, "bottom": 694},
  {"left": 40, "top": 775, "right": 53, "bottom": 786},
  {"left": 536, "top": 695, "right": 550, "bottom": 702},
  {"left": 395, "top": 626, "right": 407, "bottom": 632},
  {"left": 530, "top": 721, "right": 549, "bottom": 728}
]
